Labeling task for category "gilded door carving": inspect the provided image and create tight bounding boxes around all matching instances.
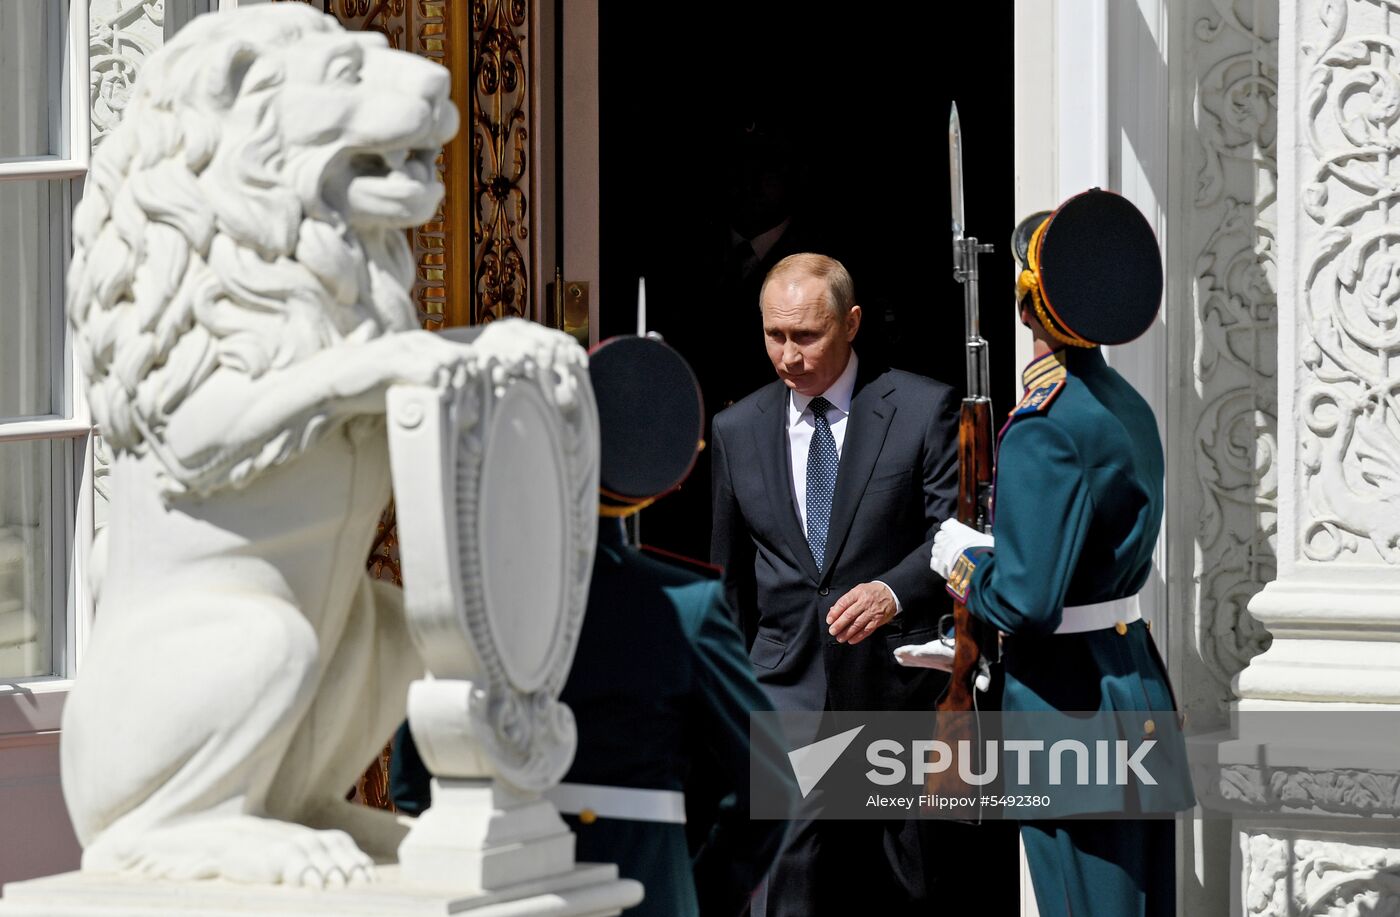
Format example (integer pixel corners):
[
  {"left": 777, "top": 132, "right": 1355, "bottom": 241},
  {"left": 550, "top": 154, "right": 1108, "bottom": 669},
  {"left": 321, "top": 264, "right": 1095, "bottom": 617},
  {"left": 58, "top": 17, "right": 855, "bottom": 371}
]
[{"left": 469, "top": 1, "right": 533, "bottom": 323}]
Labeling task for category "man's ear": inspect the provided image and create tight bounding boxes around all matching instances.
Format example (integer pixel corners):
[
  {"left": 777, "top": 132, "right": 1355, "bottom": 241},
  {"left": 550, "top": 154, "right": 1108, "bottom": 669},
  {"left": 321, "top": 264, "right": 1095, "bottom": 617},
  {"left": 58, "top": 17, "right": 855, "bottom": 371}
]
[{"left": 845, "top": 304, "right": 862, "bottom": 340}]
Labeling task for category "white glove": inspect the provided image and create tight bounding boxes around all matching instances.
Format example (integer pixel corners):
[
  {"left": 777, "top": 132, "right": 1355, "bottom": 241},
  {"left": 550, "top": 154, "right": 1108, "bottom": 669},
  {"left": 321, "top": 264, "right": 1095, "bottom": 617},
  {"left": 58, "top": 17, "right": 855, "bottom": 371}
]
[
  {"left": 893, "top": 639, "right": 955, "bottom": 672},
  {"left": 929, "top": 518, "right": 995, "bottom": 580},
  {"left": 893, "top": 640, "right": 994, "bottom": 692}
]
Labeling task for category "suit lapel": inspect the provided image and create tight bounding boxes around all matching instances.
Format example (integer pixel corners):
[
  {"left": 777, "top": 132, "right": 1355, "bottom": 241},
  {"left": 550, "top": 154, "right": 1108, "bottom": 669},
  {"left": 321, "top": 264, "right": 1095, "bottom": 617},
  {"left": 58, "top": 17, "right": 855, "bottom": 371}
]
[
  {"left": 822, "top": 369, "right": 895, "bottom": 583},
  {"left": 750, "top": 383, "right": 821, "bottom": 584}
]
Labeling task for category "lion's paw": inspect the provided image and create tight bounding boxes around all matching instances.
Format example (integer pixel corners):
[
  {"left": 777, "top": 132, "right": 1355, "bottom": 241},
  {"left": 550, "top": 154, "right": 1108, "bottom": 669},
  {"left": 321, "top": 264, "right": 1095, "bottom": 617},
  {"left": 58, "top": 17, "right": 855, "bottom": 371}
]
[
  {"left": 87, "top": 816, "right": 377, "bottom": 889},
  {"left": 475, "top": 318, "right": 586, "bottom": 409}
]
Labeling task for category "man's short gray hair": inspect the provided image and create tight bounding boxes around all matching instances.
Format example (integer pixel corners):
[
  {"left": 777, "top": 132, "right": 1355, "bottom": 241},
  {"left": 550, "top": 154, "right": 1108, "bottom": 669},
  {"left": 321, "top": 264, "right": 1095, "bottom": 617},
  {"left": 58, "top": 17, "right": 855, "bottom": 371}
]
[{"left": 760, "top": 253, "right": 856, "bottom": 317}]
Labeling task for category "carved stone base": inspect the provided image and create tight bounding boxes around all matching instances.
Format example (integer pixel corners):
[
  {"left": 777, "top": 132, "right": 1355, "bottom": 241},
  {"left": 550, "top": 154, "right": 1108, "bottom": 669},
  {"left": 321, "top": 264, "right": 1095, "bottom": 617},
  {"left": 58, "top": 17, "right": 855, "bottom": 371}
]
[
  {"left": 398, "top": 779, "right": 576, "bottom": 892},
  {"left": 1192, "top": 700, "right": 1400, "bottom": 915},
  {"left": 1238, "top": 572, "right": 1400, "bottom": 705},
  {"left": 1236, "top": 826, "right": 1400, "bottom": 917},
  {"left": 0, "top": 865, "right": 642, "bottom": 917}
]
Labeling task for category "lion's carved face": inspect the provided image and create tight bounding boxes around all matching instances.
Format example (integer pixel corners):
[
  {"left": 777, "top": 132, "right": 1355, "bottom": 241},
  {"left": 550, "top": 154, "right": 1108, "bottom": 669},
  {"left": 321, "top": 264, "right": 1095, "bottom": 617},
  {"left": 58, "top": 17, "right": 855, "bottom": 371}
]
[
  {"left": 210, "top": 24, "right": 458, "bottom": 247},
  {"left": 68, "top": 6, "right": 459, "bottom": 490}
]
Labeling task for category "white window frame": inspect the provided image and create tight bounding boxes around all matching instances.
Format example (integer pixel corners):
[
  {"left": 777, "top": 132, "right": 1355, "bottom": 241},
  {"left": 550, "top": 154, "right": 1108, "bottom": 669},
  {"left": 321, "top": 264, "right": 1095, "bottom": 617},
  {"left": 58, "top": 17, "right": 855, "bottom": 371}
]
[
  {"left": 0, "top": 0, "right": 91, "bottom": 179},
  {"left": 0, "top": 0, "right": 93, "bottom": 715}
]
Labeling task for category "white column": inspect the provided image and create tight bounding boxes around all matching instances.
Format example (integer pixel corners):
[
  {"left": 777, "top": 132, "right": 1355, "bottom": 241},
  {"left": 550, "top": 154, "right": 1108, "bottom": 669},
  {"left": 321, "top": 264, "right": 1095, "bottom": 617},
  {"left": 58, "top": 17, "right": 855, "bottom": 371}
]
[
  {"left": 1014, "top": 0, "right": 1058, "bottom": 374},
  {"left": 1056, "top": 0, "right": 1111, "bottom": 194},
  {"left": 1101, "top": 0, "right": 1172, "bottom": 641}
]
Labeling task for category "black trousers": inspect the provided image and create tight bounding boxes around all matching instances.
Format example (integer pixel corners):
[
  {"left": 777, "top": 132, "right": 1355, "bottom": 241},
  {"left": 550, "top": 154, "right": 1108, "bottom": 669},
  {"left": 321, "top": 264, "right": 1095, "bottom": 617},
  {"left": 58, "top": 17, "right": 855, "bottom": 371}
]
[{"left": 756, "top": 816, "right": 1020, "bottom": 917}]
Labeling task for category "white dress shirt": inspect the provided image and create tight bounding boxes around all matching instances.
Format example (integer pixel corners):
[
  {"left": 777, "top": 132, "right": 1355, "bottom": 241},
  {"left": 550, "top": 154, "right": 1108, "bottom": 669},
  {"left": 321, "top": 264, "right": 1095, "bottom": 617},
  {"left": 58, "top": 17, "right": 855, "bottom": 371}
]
[{"left": 786, "top": 352, "right": 902, "bottom": 613}]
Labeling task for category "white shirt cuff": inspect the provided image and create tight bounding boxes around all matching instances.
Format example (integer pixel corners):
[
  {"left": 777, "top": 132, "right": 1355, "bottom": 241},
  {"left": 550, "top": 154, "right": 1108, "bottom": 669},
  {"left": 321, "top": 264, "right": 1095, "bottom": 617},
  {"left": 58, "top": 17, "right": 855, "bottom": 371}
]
[{"left": 873, "top": 580, "right": 902, "bottom": 616}]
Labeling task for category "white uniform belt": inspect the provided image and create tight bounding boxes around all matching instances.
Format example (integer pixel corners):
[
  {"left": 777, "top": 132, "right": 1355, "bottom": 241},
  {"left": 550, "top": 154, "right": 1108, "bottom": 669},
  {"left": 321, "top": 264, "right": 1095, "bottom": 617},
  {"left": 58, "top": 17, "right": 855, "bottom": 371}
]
[
  {"left": 1055, "top": 594, "right": 1142, "bottom": 634},
  {"left": 545, "top": 782, "right": 687, "bottom": 824}
]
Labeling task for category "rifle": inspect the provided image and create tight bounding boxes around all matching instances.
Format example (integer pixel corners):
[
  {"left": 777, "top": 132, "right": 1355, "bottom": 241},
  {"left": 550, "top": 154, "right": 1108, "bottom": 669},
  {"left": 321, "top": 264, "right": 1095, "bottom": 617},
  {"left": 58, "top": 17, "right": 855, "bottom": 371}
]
[{"left": 926, "top": 102, "right": 999, "bottom": 807}]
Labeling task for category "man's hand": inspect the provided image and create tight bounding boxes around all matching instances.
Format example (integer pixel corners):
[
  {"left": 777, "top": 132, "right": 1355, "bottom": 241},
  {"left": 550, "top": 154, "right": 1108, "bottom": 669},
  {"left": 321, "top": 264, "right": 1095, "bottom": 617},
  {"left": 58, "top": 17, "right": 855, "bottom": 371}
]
[{"left": 826, "top": 583, "right": 898, "bottom": 645}]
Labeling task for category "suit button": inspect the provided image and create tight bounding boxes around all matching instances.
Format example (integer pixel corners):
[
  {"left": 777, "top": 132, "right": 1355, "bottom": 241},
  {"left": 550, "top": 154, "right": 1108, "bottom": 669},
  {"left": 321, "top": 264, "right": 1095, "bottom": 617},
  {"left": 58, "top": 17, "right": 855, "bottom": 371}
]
[
  {"left": 1114, "top": 621, "right": 1128, "bottom": 635},
  {"left": 1143, "top": 719, "right": 1156, "bottom": 736},
  {"left": 819, "top": 587, "right": 830, "bottom": 596}
]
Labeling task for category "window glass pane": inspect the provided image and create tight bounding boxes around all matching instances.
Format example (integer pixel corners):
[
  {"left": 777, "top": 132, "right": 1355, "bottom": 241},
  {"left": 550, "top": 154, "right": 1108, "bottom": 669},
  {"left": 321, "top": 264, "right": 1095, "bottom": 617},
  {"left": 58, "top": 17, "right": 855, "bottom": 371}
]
[
  {"left": 0, "top": 438, "right": 59, "bottom": 679},
  {"left": 0, "top": 1, "right": 58, "bottom": 159},
  {"left": 0, "top": 181, "right": 61, "bottom": 419}
]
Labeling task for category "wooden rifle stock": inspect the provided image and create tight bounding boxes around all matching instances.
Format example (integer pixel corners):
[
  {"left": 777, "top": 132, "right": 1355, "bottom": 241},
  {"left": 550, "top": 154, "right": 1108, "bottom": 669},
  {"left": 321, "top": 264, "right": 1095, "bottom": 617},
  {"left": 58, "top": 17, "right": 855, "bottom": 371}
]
[
  {"left": 940, "top": 398, "right": 996, "bottom": 713},
  {"left": 925, "top": 397, "right": 997, "bottom": 803}
]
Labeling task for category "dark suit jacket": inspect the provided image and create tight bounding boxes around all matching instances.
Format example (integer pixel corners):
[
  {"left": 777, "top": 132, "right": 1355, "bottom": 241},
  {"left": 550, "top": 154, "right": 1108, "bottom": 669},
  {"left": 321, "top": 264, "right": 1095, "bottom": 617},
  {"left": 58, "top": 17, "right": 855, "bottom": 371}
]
[{"left": 709, "top": 359, "right": 960, "bottom": 714}]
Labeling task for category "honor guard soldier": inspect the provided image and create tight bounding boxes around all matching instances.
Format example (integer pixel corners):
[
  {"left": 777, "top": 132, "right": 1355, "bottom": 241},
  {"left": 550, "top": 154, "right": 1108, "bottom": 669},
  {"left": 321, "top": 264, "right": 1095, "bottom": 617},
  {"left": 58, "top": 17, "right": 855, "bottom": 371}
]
[
  {"left": 926, "top": 189, "right": 1195, "bottom": 917},
  {"left": 392, "top": 334, "right": 794, "bottom": 917}
]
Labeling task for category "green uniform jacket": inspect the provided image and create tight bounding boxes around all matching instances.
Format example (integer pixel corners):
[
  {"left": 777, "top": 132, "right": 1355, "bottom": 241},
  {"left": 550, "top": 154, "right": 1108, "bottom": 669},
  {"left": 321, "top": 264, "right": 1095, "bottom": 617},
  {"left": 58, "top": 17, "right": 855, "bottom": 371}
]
[
  {"left": 949, "top": 348, "right": 1193, "bottom": 816},
  {"left": 393, "top": 518, "right": 794, "bottom": 917}
]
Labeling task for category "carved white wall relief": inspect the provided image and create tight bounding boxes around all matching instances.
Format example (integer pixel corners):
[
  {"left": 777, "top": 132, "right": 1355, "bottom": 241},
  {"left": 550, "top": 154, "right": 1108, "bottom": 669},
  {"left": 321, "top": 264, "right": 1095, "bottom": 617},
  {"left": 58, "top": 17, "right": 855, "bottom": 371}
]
[
  {"left": 1234, "top": 0, "right": 1400, "bottom": 705},
  {"left": 1220, "top": 3, "right": 1400, "bottom": 913},
  {"left": 1243, "top": 831, "right": 1400, "bottom": 916},
  {"left": 90, "top": 1, "right": 166, "bottom": 146},
  {"left": 1177, "top": 0, "right": 1280, "bottom": 716},
  {"left": 1220, "top": 764, "right": 1400, "bottom": 816},
  {"left": 1296, "top": 0, "right": 1400, "bottom": 566}
]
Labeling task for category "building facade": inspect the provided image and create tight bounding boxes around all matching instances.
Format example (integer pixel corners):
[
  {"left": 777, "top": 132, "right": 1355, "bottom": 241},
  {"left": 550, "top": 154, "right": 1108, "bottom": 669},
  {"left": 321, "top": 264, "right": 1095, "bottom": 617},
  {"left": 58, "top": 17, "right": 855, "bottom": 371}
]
[{"left": 2, "top": 1, "right": 1398, "bottom": 914}]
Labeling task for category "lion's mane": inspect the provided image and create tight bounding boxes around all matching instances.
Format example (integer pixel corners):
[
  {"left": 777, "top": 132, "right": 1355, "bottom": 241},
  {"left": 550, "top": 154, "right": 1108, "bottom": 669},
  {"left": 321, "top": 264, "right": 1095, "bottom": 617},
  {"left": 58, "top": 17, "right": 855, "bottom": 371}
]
[{"left": 69, "top": 6, "right": 419, "bottom": 494}]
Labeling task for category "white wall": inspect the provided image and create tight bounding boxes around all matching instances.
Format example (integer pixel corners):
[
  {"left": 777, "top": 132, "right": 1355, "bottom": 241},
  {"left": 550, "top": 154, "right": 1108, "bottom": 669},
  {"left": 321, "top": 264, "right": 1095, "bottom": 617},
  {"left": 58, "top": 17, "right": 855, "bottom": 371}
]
[
  {"left": 0, "top": 688, "right": 78, "bottom": 887},
  {"left": 1016, "top": 0, "right": 1172, "bottom": 633},
  {"left": 1013, "top": 0, "right": 1057, "bottom": 374}
]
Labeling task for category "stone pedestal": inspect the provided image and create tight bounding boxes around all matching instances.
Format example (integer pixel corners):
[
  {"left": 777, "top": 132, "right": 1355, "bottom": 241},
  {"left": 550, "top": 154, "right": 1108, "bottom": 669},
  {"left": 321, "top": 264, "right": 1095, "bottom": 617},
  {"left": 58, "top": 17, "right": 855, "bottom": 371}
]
[
  {"left": 0, "top": 865, "right": 642, "bottom": 917},
  {"left": 398, "top": 780, "right": 576, "bottom": 892}
]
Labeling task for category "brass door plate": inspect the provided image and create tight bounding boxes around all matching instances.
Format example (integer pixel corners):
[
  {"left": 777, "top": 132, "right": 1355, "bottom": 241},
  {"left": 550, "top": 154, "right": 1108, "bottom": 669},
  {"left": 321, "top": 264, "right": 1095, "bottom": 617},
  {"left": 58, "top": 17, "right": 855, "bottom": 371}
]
[{"left": 546, "top": 279, "right": 590, "bottom": 346}]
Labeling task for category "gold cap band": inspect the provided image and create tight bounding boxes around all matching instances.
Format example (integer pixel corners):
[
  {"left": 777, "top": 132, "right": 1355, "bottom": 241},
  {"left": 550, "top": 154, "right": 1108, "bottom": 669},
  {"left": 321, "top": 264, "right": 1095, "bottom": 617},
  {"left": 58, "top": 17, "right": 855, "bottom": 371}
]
[{"left": 1023, "top": 218, "right": 1094, "bottom": 349}]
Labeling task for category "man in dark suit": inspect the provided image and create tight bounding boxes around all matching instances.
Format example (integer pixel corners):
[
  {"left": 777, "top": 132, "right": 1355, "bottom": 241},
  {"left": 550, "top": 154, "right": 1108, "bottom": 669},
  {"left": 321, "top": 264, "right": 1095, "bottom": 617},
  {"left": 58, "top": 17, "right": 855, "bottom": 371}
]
[{"left": 710, "top": 253, "right": 1011, "bottom": 914}]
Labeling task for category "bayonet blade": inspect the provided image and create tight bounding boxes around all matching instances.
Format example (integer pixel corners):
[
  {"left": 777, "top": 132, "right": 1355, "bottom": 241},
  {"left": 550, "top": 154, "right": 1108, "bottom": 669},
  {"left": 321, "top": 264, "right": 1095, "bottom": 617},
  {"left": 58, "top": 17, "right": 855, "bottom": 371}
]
[{"left": 949, "top": 102, "right": 965, "bottom": 240}]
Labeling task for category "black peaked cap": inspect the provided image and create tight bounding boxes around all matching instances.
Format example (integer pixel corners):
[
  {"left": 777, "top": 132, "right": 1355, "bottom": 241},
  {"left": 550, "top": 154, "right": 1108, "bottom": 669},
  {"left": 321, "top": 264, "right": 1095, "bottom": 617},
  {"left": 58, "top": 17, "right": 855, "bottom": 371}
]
[
  {"left": 1037, "top": 189, "right": 1163, "bottom": 345},
  {"left": 589, "top": 335, "right": 704, "bottom": 507}
]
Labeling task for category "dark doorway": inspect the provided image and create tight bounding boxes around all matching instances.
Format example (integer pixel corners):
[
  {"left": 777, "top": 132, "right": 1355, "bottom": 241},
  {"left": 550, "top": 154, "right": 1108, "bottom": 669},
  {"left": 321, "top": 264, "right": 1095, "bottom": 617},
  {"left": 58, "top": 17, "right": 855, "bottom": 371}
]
[{"left": 600, "top": 2, "right": 1017, "bottom": 561}]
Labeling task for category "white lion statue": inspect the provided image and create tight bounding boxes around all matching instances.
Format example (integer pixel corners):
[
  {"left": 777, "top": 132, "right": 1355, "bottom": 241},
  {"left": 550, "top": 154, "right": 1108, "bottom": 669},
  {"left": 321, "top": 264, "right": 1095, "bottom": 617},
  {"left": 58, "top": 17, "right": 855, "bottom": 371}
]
[{"left": 60, "top": 6, "right": 584, "bottom": 888}]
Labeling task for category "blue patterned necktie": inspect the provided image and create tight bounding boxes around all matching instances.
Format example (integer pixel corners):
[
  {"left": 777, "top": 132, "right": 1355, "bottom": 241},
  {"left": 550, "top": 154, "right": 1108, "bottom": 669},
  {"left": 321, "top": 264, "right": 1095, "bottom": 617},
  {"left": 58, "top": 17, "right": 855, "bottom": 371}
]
[{"left": 805, "top": 396, "right": 839, "bottom": 572}]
